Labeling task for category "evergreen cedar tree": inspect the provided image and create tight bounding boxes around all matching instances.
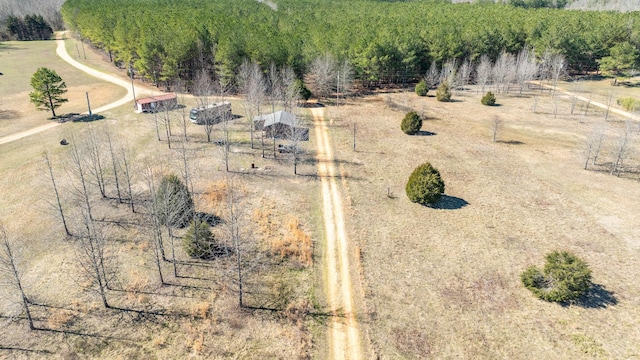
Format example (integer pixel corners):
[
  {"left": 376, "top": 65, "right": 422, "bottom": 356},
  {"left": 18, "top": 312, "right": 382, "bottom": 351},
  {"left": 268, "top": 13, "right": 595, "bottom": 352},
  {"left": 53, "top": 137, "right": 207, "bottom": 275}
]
[
  {"left": 415, "top": 79, "right": 428, "bottom": 96},
  {"left": 183, "top": 220, "right": 216, "bottom": 259},
  {"left": 401, "top": 111, "right": 422, "bottom": 135},
  {"left": 436, "top": 81, "right": 452, "bottom": 102},
  {"left": 481, "top": 91, "right": 496, "bottom": 106},
  {"left": 521, "top": 251, "right": 592, "bottom": 303},
  {"left": 62, "top": 0, "right": 640, "bottom": 86},
  {"left": 406, "top": 163, "right": 445, "bottom": 206},
  {"left": 6, "top": 15, "right": 53, "bottom": 40},
  {"left": 295, "top": 79, "right": 312, "bottom": 101},
  {"left": 597, "top": 42, "right": 639, "bottom": 86},
  {"left": 29, "top": 67, "right": 68, "bottom": 118},
  {"left": 155, "top": 174, "right": 194, "bottom": 228}
]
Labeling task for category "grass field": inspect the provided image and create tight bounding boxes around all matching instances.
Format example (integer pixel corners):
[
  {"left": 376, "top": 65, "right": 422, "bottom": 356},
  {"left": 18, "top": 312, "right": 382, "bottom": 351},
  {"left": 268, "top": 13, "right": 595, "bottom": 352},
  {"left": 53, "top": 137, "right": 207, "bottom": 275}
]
[
  {"left": 326, "top": 86, "right": 640, "bottom": 359},
  {"left": 0, "top": 40, "right": 321, "bottom": 359},
  {"left": 0, "top": 39, "right": 126, "bottom": 138}
]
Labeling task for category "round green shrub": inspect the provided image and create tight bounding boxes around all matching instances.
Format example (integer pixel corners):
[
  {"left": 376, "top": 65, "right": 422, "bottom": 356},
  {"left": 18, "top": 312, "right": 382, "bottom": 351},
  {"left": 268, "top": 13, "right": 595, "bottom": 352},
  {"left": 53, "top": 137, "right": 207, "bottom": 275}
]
[
  {"left": 406, "top": 162, "right": 445, "bottom": 206},
  {"left": 436, "top": 81, "right": 452, "bottom": 102},
  {"left": 521, "top": 251, "right": 592, "bottom": 303},
  {"left": 481, "top": 91, "right": 496, "bottom": 106},
  {"left": 415, "top": 79, "right": 428, "bottom": 97},
  {"left": 183, "top": 219, "right": 216, "bottom": 259},
  {"left": 401, "top": 111, "right": 422, "bottom": 135}
]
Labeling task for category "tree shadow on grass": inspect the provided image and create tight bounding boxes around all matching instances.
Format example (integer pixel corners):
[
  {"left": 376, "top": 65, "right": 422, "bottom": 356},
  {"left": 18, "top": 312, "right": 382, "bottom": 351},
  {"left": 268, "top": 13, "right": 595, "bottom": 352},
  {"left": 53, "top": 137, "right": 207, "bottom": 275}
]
[
  {"left": 569, "top": 284, "right": 617, "bottom": 309},
  {"left": 432, "top": 195, "right": 469, "bottom": 210},
  {"left": 496, "top": 140, "right": 524, "bottom": 145},
  {"left": 414, "top": 130, "right": 436, "bottom": 136},
  {"left": 0, "top": 346, "right": 52, "bottom": 354},
  {"left": 56, "top": 113, "right": 105, "bottom": 123}
]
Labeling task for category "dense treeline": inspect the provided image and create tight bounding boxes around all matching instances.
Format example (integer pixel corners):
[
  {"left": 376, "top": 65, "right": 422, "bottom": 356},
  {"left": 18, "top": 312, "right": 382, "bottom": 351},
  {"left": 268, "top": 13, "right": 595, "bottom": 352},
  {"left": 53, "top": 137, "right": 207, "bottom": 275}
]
[
  {"left": 4, "top": 15, "right": 53, "bottom": 41},
  {"left": 0, "top": 0, "right": 64, "bottom": 40},
  {"left": 61, "top": 0, "right": 640, "bottom": 88}
]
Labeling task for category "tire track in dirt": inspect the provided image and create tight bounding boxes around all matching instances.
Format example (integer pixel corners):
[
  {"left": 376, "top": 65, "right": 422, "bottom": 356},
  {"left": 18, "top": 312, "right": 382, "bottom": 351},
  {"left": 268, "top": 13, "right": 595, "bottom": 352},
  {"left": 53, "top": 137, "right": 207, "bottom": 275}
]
[{"left": 312, "top": 107, "right": 362, "bottom": 360}]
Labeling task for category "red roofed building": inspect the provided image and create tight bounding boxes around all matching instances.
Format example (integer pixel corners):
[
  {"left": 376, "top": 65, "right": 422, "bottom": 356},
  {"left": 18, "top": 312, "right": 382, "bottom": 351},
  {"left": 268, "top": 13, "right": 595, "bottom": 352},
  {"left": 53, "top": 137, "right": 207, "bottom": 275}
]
[{"left": 135, "top": 93, "right": 177, "bottom": 113}]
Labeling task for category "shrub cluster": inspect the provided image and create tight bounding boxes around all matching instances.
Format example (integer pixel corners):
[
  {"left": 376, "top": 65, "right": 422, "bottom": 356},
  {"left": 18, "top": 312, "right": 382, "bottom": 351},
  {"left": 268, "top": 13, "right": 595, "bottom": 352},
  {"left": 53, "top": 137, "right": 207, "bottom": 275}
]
[
  {"left": 183, "top": 219, "right": 217, "bottom": 259},
  {"left": 406, "top": 162, "right": 445, "bottom": 206},
  {"left": 617, "top": 97, "right": 640, "bottom": 112},
  {"left": 436, "top": 81, "right": 452, "bottom": 102},
  {"left": 401, "top": 111, "right": 422, "bottom": 135},
  {"left": 481, "top": 91, "right": 496, "bottom": 106},
  {"left": 415, "top": 79, "right": 428, "bottom": 97},
  {"left": 521, "top": 251, "right": 592, "bottom": 303}
]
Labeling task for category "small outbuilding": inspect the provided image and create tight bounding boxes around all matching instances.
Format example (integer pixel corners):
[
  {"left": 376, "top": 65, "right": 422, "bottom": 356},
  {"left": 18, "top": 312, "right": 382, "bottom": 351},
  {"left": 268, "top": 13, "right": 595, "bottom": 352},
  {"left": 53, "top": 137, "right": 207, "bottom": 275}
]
[
  {"left": 253, "top": 110, "right": 309, "bottom": 140},
  {"left": 135, "top": 93, "right": 177, "bottom": 113}
]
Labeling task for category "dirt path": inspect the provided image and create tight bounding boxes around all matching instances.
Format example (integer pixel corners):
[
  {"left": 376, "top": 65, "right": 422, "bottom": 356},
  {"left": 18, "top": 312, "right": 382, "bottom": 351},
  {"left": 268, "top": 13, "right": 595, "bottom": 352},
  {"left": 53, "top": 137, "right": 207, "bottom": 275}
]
[
  {"left": 540, "top": 83, "right": 640, "bottom": 121},
  {"left": 312, "top": 107, "right": 362, "bottom": 360},
  {"left": 0, "top": 32, "right": 152, "bottom": 146}
]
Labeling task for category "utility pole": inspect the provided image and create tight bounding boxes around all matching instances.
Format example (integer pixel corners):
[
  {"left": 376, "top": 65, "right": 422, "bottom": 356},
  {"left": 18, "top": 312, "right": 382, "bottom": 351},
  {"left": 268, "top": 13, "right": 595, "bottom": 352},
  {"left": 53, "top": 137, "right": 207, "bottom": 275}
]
[
  {"left": 80, "top": 36, "right": 86, "bottom": 60},
  {"left": 353, "top": 122, "right": 356, "bottom": 151},
  {"left": 86, "top": 92, "right": 92, "bottom": 117},
  {"left": 336, "top": 72, "right": 340, "bottom": 108},
  {"left": 130, "top": 62, "right": 137, "bottom": 108}
]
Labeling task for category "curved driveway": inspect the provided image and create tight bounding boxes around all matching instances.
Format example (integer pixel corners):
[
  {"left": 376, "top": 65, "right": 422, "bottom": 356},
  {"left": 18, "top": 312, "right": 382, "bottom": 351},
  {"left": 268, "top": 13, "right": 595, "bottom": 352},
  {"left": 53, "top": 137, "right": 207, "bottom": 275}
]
[{"left": 0, "top": 32, "right": 150, "bottom": 146}]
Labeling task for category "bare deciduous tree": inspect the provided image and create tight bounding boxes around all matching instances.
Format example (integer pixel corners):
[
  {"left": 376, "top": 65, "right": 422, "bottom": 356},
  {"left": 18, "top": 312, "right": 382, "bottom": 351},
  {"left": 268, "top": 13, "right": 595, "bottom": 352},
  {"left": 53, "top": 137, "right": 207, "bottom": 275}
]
[
  {"left": 193, "top": 70, "right": 216, "bottom": 143},
  {"left": 85, "top": 126, "right": 107, "bottom": 198},
  {"left": 0, "top": 224, "right": 35, "bottom": 330},
  {"left": 440, "top": 58, "right": 458, "bottom": 89},
  {"left": 118, "top": 142, "right": 135, "bottom": 213},
  {"left": 43, "top": 151, "right": 70, "bottom": 236},
  {"left": 75, "top": 215, "right": 113, "bottom": 308},
  {"left": 516, "top": 47, "right": 538, "bottom": 94},
  {"left": 224, "top": 176, "right": 245, "bottom": 307},
  {"left": 158, "top": 100, "right": 176, "bottom": 149},
  {"left": 143, "top": 162, "right": 166, "bottom": 284},
  {"left": 456, "top": 58, "right": 472, "bottom": 93},
  {"left": 221, "top": 108, "right": 232, "bottom": 172},
  {"left": 476, "top": 55, "right": 492, "bottom": 94},
  {"left": 589, "top": 122, "right": 607, "bottom": 166},
  {"left": 66, "top": 135, "right": 95, "bottom": 222},
  {"left": 611, "top": 121, "right": 634, "bottom": 176},
  {"left": 281, "top": 65, "right": 299, "bottom": 113},
  {"left": 336, "top": 60, "right": 354, "bottom": 107},
  {"left": 105, "top": 127, "right": 122, "bottom": 203},
  {"left": 550, "top": 53, "right": 566, "bottom": 98},
  {"left": 305, "top": 53, "right": 336, "bottom": 100},
  {"left": 267, "top": 62, "right": 283, "bottom": 114},
  {"left": 238, "top": 59, "right": 266, "bottom": 149},
  {"left": 492, "top": 116, "right": 502, "bottom": 143},
  {"left": 493, "top": 51, "right": 516, "bottom": 94},
  {"left": 425, "top": 60, "right": 440, "bottom": 90}
]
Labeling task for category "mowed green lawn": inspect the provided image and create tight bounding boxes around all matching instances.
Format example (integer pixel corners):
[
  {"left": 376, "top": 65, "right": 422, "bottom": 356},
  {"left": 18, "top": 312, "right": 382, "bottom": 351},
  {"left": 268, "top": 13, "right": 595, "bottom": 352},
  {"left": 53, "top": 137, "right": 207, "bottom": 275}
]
[{"left": 0, "top": 39, "right": 126, "bottom": 138}]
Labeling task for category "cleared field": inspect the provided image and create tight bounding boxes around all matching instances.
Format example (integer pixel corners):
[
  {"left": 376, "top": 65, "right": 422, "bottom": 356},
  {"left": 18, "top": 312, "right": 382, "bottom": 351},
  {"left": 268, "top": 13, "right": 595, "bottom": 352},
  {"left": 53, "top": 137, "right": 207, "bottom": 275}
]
[
  {"left": 327, "top": 87, "right": 640, "bottom": 359},
  {"left": 0, "top": 39, "right": 126, "bottom": 138}
]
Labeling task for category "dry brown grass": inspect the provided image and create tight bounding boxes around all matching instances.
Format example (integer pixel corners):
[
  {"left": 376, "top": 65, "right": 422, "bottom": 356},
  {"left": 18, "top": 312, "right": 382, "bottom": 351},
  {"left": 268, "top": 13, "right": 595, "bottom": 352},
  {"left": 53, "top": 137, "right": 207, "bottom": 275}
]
[
  {"left": 47, "top": 308, "right": 75, "bottom": 329},
  {"left": 0, "top": 41, "right": 317, "bottom": 358},
  {"left": 328, "top": 85, "right": 640, "bottom": 359},
  {"left": 253, "top": 198, "right": 313, "bottom": 267}
]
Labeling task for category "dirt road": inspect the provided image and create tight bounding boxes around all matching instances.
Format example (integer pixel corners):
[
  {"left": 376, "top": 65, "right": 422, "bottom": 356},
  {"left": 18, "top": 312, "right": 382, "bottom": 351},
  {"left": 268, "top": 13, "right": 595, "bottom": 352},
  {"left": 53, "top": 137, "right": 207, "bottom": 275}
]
[
  {"left": 312, "top": 107, "right": 362, "bottom": 360},
  {"left": 0, "top": 32, "right": 150, "bottom": 146},
  {"left": 540, "top": 83, "right": 640, "bottom": 121}
]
